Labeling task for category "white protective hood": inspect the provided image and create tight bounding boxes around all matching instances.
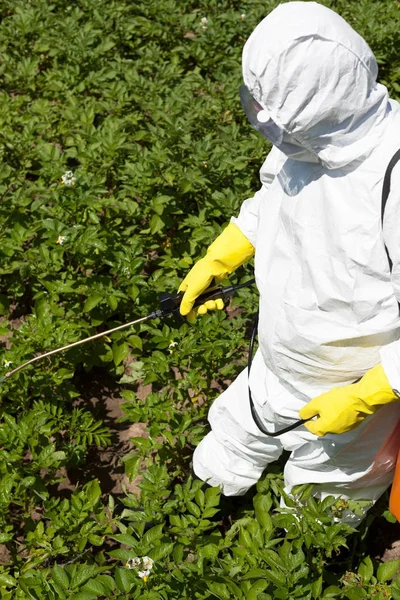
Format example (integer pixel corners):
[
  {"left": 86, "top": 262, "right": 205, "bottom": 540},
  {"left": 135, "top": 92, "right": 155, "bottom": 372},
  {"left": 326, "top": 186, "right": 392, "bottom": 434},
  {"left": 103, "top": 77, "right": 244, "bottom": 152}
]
[{"left": 242, "top": 1, "right": 389, "bottom": 169}]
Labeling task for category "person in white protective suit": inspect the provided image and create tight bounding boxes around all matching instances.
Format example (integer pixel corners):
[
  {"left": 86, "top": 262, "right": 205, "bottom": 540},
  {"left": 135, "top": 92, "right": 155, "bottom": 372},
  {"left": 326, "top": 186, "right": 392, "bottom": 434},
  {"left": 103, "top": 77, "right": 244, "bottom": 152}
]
[{"left": 178, "top": 1, "right": 400, "bottom": 524}]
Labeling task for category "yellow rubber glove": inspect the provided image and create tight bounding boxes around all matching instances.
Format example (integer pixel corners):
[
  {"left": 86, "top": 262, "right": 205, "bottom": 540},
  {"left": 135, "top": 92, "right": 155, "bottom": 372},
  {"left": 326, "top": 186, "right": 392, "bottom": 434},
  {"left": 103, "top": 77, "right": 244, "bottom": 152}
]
[
  {"left": 299, "top": 364, "right": 400, "bottom": 436},
  {"left": 179, "top": 222, "right": 254, "bottom": 317}
]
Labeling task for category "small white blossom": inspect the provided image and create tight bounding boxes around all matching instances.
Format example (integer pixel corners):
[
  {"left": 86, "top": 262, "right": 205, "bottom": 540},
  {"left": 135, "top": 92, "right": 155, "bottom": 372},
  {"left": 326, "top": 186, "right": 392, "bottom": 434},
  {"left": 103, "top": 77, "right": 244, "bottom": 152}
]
[
  {"left": 61, "top": 171, "right": 76, "bottom": 186},
  {"left": 200, "top": 17, "right": 208, "bottom": 25},
  {"left": 202, "top": 26, "right": 207, "bottom": 31},
  {"left": 241, "top": 13, "right": 246, "bottom": 20},
  {"left": 125, "top": 557, "right": 141, "bottom": 569},
  {"left": 56, "top": 235, "right": 67, "bottom": 245},
  {"left": 142, "top": 557, "right": 154, "bottom": 570},
  {"left": 138, "top": 569, "right": 151, "bottom": 579},
  {"left": 3, "top": 359, "right": 12, "bottom": 368},
  {"left": 125, "top": 556, "right": 153, "bottom": 582}
]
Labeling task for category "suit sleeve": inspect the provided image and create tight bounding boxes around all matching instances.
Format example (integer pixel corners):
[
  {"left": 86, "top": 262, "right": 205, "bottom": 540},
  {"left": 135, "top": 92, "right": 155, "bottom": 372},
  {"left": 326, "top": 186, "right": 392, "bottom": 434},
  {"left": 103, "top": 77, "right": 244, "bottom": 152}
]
[
  {"left": 230, "top": 146, "right": 280, "bottom": 247},
  {"left": 379, "top": 163, "right": 400, "bottom": 393}
]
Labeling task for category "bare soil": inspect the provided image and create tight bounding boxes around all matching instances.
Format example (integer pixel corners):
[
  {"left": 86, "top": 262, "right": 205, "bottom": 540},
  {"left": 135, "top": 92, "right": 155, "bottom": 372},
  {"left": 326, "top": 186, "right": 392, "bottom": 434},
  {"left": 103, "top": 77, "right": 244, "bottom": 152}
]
[{"left": 57, "top": 368, "right": 148, "bottom": 497}]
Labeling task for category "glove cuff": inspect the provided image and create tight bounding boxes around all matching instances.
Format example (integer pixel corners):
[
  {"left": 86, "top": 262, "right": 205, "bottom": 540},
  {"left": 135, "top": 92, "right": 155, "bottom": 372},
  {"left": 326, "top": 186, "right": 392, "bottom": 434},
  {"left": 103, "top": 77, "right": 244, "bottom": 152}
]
[
  {"left": 359, "top": 363, "right": 400, "bottom": 407},
  {"left": 206, "top": 222, "right": 255, "bottom": 274}
]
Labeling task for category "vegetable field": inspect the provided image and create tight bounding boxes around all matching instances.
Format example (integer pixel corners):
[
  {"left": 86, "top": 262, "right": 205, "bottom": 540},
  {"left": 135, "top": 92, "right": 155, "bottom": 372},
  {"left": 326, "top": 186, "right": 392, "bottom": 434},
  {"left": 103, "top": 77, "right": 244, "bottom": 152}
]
[{"left": 1, "top": 0, "right": 400, "bottom": 597}]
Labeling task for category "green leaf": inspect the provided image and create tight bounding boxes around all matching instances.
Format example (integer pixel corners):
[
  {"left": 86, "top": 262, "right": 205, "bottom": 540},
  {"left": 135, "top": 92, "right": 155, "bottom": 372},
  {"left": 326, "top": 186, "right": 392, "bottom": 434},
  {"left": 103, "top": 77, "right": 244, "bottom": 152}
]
[
  {"left": 148, "top": 542, "right": 174, "bottom": 561},
  {"left": 88, "top": 534, "right": 104, "bottom": 546},
  {"left": 207, "top": 581, "right": 231, "bottom": 600},
  {"left": 358, "top": 556, "right": 374, "bottom": 583},
  {"left": 239, "top": 527, "right": 254, "bottom": 550},
  {"left": 383, "top": 510, "right": 397, "bottom": 523},
  {"left": 247, "top": 580, "right": 268, "bottom": 600},
  {"left": 322, "top": 586, "right": 344, "bottom": 598},
  {"left": 95, "top": 575, "right": 115, "bottom": 594},
  {"left": 85, "top": 480, "right": 101, "bottom": 506},
  {"left": 186, "top": 500, "right": 201, "bottom": 518},
  {"left": 52, "top": 565, "right": 69, "bottom": 591},
  {"left": 311, "top": 576, "right": 323, "bottom": 599},
  {"left": 82, "top": 578, "right": 106, "bottom": 596},
  {"left": 142, "top": 524, "right": 164, "bottom": 546},
  {"left": 195, "top": 488, "right": 205, "bottom": 509},
  {"left": 107, "top": 295, "right": 118, "bottom": 311},
  {"left": 173, "top": 543, "right": 184, "bottom": 564},
  {"left": 377, "top": 559, "right": 400, "bottom": 582},
  {"left": 70, "top": 565, "right": 99, "bottom": 590},
  {"left": 205, "top": 487, "right": 220, "bottom": 508},
  {"left": 150, "top": 214, "right": 165, "bottom": 234},
  {"left": 0, "top": 474, "right": 14, "bottom": 504},
  {"left": 108, "top": 549, "right": 136, "bottom": 561},
  {"left": 392, "top": 577, "right": 400, "bottom": 600},
  {"left": 123, "top": 455, "right": 141, "bottom": 481},
  {"left": 114, "top": 568, "right": 136, "bottom": 593},
  {"left": 83, "top": 294, "right": 103, "bottom": 313},
  {"left": 52, "top": 451, "right": 67, "bottom": 462},
  {"left": 70, "top": 593, "right": 97, "bottom": 600},
  {"left": 198, "top": 544, "right": 218, "bottom": 561},
  {"left": 253, "top": 493, "right": 273, "bottom": 529},
  {"left": 128, "top": 335, "right": 143, "bottom": 351},
  {"left": 243, "top": 570, "right": 270, "bottom": 580},
  {"left": 263, "top": 569, "right": 286, "bottom": 587},
  {"left": 202, "top": 507, "right": 220, "bottom": 519},
  {"left": 151, "top": 195, "right": 172, "bottom": 215},
  {"left": 0, "top": 573, "right": 17, "bottom": 588},
  {"left": 17, "top": 576, "right": 40, "bottom": 599},
  {"left": 109, "top": 533, "right": 137, "bottom": 548},
  {"left": 112, "top": 341, "right": 130, "bottom": 366},
  {"left": 343, "top": 588, "right": 367, "bottom": 600}
]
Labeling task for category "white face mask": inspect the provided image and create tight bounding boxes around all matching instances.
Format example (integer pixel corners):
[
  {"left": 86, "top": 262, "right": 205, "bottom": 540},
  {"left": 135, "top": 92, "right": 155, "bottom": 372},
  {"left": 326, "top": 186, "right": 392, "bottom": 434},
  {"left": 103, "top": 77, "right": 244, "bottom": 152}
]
[{"left": 239, "top": 84, "right": 319, "bottom": 162}]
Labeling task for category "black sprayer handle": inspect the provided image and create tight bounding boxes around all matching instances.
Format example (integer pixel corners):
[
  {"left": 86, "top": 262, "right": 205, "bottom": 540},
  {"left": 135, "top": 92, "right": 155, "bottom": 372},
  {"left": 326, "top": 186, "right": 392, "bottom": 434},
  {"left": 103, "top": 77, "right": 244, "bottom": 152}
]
[{"left": 158, "top": 278, "right": 256, "bottom": 318}]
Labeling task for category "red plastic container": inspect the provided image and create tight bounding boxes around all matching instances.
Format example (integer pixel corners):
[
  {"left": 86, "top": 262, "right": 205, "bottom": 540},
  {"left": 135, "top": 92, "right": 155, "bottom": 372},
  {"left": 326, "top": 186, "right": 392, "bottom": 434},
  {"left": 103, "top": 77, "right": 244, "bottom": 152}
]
[{"left": 390, "top": 449, "right": 400, "bottom": 521}]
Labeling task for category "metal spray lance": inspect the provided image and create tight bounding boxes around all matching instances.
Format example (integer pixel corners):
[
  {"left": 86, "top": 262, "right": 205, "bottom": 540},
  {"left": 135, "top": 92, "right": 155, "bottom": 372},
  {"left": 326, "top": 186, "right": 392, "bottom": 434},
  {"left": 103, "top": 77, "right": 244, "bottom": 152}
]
[{"left": 4, "top": 279, "right": 255, "bottom": 378}]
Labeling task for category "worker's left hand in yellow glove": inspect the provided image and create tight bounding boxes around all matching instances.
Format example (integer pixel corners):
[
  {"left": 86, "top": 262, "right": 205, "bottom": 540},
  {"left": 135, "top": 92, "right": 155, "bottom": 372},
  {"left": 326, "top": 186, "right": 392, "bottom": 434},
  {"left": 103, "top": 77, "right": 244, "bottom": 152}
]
[
  {"left": 179, "top": 222, "right": 254, "bottom": 319},
  {"left": 299, "top": 364, "right": 400, "bottom": 436}
]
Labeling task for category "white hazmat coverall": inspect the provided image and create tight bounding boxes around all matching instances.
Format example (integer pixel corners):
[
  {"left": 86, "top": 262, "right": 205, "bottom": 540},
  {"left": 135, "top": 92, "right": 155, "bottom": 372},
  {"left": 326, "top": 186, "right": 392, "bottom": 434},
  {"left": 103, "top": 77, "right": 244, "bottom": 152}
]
[{"left": 192, "top": 1, "right": 400, "bottom": 522}]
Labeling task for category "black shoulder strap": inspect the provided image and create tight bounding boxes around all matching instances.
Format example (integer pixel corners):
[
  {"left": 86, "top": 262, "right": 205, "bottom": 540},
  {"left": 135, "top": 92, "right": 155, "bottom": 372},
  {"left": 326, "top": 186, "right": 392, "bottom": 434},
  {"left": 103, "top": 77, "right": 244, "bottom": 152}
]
[{"left": 382, "top": 149, "right": 400, "bottom": 272}]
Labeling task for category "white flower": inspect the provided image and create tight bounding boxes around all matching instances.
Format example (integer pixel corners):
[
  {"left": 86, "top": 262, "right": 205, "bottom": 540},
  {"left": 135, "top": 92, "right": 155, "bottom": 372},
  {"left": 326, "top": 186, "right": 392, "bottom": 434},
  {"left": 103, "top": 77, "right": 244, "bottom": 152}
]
[
  {"left": 56, "top": 235, "right": 67, "bottom": 245},
  {"left": 125, "top": 556, "right": 153, "bottom": 582},
  {"left": 200, "top": 17, "right": 208, "bottom": 25},
  {"left": 125, "top": 557, "right": 141, "bottom": 569},
  {"left": 142, "top": 556, "right": 154, "bottom": 570},
  {"left": 61, "top": 171, "right": 76, "bottom": 186},
  {"left": 241, "top": 13, "right": 246, "bottom": 20},
  {"left": 138, "top": 569, "right": 151, "bottom": 579},
  {"left": 202, "top": 26, "right": 207, "bottom": 31},
  {"left": 3, "top": 360, "right": 12, "bottom": 368}
]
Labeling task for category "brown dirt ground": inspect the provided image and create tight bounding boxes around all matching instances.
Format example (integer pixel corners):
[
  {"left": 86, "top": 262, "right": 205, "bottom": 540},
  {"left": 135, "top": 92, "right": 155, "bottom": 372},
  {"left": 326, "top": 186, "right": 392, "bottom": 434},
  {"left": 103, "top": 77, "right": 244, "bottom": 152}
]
[{"left": 58, "top": 369, "right": 150, "bottom": 497}]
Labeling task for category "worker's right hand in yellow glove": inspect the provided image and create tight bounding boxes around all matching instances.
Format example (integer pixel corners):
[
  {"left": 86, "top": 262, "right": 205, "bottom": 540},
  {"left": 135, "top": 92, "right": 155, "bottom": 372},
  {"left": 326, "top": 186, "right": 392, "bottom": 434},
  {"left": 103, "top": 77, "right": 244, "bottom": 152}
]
[
  {"left": 299, "top": 364, "right": 400, "bottom": 436},
  {"left": 179, "top": 222, "right": 254, "bottom": 318}
]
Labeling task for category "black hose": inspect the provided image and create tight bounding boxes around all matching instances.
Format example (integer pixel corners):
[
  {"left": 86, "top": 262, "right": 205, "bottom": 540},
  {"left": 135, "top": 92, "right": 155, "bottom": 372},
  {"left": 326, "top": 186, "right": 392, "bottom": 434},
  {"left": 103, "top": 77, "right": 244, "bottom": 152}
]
[{"left": 247, "top": 311, "right": 309, "bottom": 437}]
